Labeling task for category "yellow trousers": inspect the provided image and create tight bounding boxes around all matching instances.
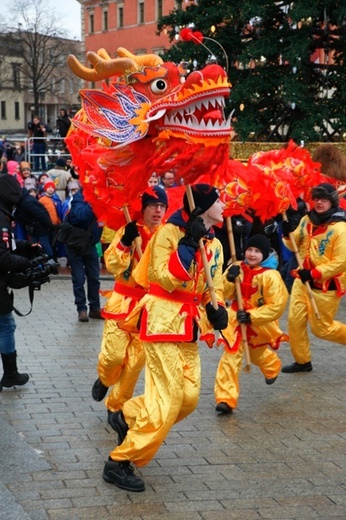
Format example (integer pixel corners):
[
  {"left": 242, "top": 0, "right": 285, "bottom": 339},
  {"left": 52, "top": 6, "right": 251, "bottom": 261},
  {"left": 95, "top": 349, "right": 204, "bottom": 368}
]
[
  {"left": 288, "top": 280, "right": 346, "bottom": 364},
  {"left": 97, "top": 319, "right": 145, "bottom": 412},
  {"left": 109, "top": 341, "right": 201, "bottom": 467},
  {"left": 214, "top": 345, "right": 281, "bottom": 409}
]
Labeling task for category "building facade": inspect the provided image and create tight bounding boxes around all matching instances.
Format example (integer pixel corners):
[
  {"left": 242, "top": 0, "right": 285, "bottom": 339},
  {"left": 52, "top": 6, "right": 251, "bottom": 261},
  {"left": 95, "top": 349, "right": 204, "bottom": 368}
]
[
  {"left": 78, "top": 0, "right": 178, "bottom": 59},
  {"left": 0, "top": 32, "right": 82, "bottom": 134}
]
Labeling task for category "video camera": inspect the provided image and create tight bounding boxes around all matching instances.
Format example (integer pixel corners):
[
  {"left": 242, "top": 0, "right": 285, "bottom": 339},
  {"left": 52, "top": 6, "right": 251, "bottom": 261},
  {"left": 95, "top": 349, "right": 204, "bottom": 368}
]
[
  {"left": 28, "top": 254, "right": 59, "bottom": 290},
  {"left": 5, "top": 255, "right": 58, "bottom": 291}
]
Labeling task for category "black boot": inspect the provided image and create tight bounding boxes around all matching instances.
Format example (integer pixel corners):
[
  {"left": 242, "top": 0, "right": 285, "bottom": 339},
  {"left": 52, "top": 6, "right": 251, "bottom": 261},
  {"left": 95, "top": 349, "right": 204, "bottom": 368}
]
[
  {"left": 1, "top": 352, "right": 29, "bottom": 388},
  {"left": 91, "top": 378, "right": 109, "bottom": 401}
]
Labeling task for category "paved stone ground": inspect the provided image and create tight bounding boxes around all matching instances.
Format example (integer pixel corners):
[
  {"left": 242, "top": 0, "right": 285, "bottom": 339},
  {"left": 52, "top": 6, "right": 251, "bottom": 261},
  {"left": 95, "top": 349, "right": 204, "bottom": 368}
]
[{"left": 0, "top": 273, "right": 345, "bottom": 520}]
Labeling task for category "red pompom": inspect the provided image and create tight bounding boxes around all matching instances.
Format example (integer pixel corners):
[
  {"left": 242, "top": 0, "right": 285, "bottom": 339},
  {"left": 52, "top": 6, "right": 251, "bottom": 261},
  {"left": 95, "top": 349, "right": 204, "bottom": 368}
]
[
  {"left": 192, "top": 31, "right": 204, "bottom": 44},
  {"left": 180, "top": 28, "right": 194, "bottom": 41}
]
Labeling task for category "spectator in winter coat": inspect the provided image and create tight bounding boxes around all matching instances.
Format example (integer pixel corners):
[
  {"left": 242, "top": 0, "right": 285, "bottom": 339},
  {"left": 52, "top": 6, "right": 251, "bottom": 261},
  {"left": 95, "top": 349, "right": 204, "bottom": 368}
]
[
  {"left": 0, "top": 174, "right": 42, "bottom": 391},
  {"left": 65, "top": 187, "right": 103, "bottom": 322},
  {"left": 14, "top": 187, "right": 57, "bottom": 258}
]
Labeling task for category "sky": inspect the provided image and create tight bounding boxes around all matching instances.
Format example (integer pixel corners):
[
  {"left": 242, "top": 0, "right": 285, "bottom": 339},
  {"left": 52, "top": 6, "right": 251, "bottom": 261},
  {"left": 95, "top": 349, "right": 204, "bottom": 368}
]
[{"left": 3, "top": 0, "right": 82, "bottom": 41}]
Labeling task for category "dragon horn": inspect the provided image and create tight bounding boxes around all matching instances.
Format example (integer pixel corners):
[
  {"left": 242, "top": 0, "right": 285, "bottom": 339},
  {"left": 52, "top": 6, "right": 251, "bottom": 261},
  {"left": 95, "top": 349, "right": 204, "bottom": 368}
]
[
  {"left": 67, "top": 54, "right": 103, "bottom": 82},
  {"left": 67, "top": 49, "right": 137, "bottom": 81},
  {"left": 117, "top": 47, "right": 163, "bottom": 67},
  {"left": 86, "top": 51, "right": 137, "bottom": 77}
]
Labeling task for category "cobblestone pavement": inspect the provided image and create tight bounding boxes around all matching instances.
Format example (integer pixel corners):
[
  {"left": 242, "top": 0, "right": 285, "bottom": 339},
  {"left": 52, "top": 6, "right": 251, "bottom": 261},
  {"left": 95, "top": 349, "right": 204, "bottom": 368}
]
[{"left": 0, "top": 274, "right": 345, "bottom": 520}]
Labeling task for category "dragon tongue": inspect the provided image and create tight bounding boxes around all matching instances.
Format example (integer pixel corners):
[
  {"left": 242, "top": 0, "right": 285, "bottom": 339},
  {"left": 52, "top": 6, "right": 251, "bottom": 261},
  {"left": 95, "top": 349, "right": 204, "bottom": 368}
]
[{"left": 202, "top": 109, "right": 222, "bottom": 122}]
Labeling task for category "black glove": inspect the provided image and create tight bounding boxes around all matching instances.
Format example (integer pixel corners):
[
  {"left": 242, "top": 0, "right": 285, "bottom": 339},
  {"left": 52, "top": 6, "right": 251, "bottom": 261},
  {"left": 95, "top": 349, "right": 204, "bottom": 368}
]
[
  {"left": 236, "top": 310, "right": 251, "bottom": 324},
  {"left": 179, "top": 210, "right": 207, "bottom": 250},
  {"left": 281, "top": 220, "right": 293, "bottom": 238},
  {"left": 121, "top": 221, "right": 139, "bottom": 246},
  {"left": 297, "top": 269, "right": 313, "bottom": 283},
  {"left": 264, "top": 220, "right": 279, "bottom": 235},
  {"left": 226, "top": 264, "right": 240, "bottom": 282},
  {"left": 206, "top": 302, "right": 228, "bottom": 330}
]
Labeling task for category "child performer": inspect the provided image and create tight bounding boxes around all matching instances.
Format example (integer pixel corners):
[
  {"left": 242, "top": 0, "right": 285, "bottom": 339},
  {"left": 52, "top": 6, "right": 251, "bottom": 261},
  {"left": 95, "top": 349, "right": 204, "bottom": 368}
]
[{"left": 214, "top": 234, "right": 289, "bottom": 414}]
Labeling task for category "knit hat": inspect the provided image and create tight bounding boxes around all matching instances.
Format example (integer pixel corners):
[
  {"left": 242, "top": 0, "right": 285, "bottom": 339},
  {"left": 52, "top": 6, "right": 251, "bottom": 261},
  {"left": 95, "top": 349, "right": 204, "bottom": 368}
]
[
  {"left": 67, "top": 180, "right": 80, "bottom": 191},
  {"left": 245, "top": 234, "right": 271, "bottom": 260},
  {"left": 44, "top": 181, "right": 56, "bottom": 191},
  {"left": 141, "top": 185, "right": 168, "bottom": 210},
  {"left": 183, "top": 184, "right": 220, "bottom": 215},
  {"left": 56, "top": 158, "right": 66, "bottom": 168},
  {"left": 311, "top": 183, "right": 339, "bottom": 207},
  {"left": 0, "top": 174, "right": 22, "bottom": 210}
]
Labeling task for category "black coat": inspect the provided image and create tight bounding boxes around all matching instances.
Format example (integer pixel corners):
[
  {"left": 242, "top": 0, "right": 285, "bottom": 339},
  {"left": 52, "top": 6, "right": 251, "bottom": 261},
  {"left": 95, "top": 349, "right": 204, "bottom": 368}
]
[
  {"left": 15, "top": 188, "right": 54, "bottom": 236},
  {"left": 0, "top": 184, "right": 32, "bottom": 314}
]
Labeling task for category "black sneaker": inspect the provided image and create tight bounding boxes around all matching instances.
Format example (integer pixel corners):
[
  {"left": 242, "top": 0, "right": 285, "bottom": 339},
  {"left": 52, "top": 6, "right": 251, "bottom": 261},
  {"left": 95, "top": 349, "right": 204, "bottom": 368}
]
[
  {"left": 91, "top": 378, "right": 109, "bottom": 401},
  {"left": 281, "top": 361, "right": 313, "bottom": 373},
  {"left": 103, "top": 458, "right": 145, "bottom": 492},
  {"left": 265, "top": 376, "right": 278, "bottom": 385},
  {"left": 108, "top": 410, "right": 129, "bottom": 444},
  {"left": 215, "top": 402, "right": 233, "bottom": 414}
]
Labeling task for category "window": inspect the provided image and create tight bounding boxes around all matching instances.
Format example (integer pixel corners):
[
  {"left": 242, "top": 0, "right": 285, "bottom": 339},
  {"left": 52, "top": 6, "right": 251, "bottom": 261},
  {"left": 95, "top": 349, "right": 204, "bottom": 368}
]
[
  {"left": 89, "top": 13, "right": 94, "bottom": 34},
  {"left": 14, "top": 101, "right": 20, "bottom": 120},
  {"left": 59, "top": 79, "right": 65, "bottom": 94},
  {"left": 69, "top": 78, "right": 74, "bottom": 94},
  {"left": 118, "top": 5, "right": 124, "bottom": 28},
  {"left": 1, "top": 101, "right": 6, "bottom": 119},
  {"left": 157, "top": 0, "right": 163, "bottom": 19},
  {"left": 103, "top": 9, "right": 108, "bottom": 31},
  {"left": 13, "top": 63, "right": 20, "bottom": 89},
  {"left": 138, "top": 1, "right": 144, "bottom": 24},
  {"left": 51, "top": 78, "right": 56, "bottom": 93}
]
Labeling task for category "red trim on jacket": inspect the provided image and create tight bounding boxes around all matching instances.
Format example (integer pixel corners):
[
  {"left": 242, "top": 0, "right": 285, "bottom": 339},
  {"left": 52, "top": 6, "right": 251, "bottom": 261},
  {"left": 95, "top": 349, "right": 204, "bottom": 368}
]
[{"left": 168, "top": 250, "right": 192, "bottom": 281}]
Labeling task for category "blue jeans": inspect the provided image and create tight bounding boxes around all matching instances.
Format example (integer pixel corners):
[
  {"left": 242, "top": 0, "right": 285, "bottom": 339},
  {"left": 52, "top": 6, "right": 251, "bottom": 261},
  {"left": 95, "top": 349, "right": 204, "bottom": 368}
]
[
  {"left": 66, "top": 245, "right": 100, "bottom": 312},
  {"left": 32, "top": 142, "right": 46, "bottom": 171},
  {"left": 0, "top": 312, "right": 16, "bottom": 354}
]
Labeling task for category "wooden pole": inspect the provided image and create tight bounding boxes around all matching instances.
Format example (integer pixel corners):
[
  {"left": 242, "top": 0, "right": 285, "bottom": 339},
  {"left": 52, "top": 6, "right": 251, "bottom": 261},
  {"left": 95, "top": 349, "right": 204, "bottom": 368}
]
[
  {"left": 282, "top": 212, "right": 320, "bottom": 319},
  {"left": 226, "top": 217, "right": 251, "bottom": 373},
  {"left": 123, "top": 205, "right": 142, "bottom": 259},
  {"left": 185, "top": 184, "right": 218, "bottom": 310}
]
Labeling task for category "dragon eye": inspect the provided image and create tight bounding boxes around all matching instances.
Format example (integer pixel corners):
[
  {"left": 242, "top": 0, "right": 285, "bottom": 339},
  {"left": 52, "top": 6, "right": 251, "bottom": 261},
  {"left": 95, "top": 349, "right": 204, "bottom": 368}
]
[{"left": 151, "top": 79, "right": 168, "bottom": 94}]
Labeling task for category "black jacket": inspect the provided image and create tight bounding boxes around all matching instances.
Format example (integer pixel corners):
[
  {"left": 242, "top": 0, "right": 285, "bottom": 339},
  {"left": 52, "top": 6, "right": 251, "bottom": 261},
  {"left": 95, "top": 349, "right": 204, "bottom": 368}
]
[
  {"left": 0, "top": 175, "right": 32, "bottom": 314},
  {"left": 15, "top": 188, "right": 54, "bottom": 236}
]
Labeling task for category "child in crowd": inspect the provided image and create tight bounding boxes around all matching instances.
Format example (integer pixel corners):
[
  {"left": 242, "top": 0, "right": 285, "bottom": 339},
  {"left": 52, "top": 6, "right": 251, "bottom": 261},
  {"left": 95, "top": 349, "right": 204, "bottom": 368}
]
[
  {"left": 214, "top": 234, "right": 289, "bottom": 414},
  {"left": 40, "top": 181, "right": 62, "bottom": 259}
]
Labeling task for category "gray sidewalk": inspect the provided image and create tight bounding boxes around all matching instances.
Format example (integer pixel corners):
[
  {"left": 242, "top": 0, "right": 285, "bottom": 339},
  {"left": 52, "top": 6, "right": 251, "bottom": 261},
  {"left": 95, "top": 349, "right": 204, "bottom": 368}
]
[{"left": 0, "top": 276, "right": 345, "bottom": 520}]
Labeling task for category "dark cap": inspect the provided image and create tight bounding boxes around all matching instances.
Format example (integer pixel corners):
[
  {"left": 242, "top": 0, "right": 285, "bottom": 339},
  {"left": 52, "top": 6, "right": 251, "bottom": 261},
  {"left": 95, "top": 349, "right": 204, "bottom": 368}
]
[
  {"left": 141, "top": 185, "right": 168, "bottom": 210},
  {"left": 183, "top": 184, "right": 219, "bottom": 215},
  {"left": 246, "top": 234, "right": 271, "bottom": 260},
  {"left": 311, "top": 183, "right": 339, "bottom": 207}
]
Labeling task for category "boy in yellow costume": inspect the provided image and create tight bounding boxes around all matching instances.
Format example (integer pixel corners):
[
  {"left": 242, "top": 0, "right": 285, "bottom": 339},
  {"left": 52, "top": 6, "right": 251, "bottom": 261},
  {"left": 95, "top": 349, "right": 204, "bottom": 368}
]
[
  {"left": 281, "top": 183, "right": 346, "bottom": 373},
  {"left": 91, "top": 187, "right": 168, "bottom": 418},
  {"left": 214, "top": 234, "right": 289, "bottom": 414},
  {"left": 102, "top": 184, "right": 228, "bottom": 492}
]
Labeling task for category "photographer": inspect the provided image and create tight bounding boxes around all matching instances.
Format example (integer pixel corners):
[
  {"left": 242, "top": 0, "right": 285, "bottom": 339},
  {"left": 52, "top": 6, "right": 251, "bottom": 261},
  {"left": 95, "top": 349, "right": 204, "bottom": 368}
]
[{"left": 0, "top": 175, "right": 42, "bottom": 391}]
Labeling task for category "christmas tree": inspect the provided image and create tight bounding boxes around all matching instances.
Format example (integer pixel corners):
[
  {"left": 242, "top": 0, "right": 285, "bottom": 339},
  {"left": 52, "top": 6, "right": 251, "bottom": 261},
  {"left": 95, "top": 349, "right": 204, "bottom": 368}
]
[{"left": 157, "top": 0, "right": 346, "bottom": 143}]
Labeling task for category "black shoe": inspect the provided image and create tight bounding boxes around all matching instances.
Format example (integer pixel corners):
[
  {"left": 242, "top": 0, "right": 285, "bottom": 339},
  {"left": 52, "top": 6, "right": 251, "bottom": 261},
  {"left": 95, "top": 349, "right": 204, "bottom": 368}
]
[
  {"left": 281, "top": 361, "right": 313, "bottom": 373},
  {"left": 89, "top": 309, "right": 104, "bottom": 320},
  {"left": 265, "top": 376, "right": 278, "bottom": 385},
  {"left": 215, "top": 402, "right": 233, "bottom": 414},
  {"left": 1, "top": 372, "right": 29, "bottom": 388},
  {"left": 103, "top": 458, "right": 145, "bottom": 492},
  {"left": 91, "top": 378, "right": 109, "bottom": 401},
  {"left": 108, "top": 410, "right": 129, "bottom": 444}
]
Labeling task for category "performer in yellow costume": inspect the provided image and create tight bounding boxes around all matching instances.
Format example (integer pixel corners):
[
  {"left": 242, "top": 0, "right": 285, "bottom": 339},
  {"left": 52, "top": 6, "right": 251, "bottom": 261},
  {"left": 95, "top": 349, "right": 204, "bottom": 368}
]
[
  {"left": 103, "top": 184, "right": 228, "bottom": 492},
  {"left": 91, "top": 187, "right": 168, "bottom": 417},
  {"left": 215, "top": 234, "right": 289, "bottom": 414},
  {"left": 281, "top": 183, "right": 346, "bottom": 373}
]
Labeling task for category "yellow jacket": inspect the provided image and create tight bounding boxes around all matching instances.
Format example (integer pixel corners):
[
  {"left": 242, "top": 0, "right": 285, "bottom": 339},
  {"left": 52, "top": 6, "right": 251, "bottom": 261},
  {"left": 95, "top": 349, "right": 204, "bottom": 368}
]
[
  {"left": 102, "top": 220, "right": 161, "bottom": 320},
  {"left": 221, "top": 261, "right": 288, "bottom": 351},
  {"left": 124, "top": 219, "right": 225, "bottom": 342},
  {"left": 282, "top": 215, "right": 346, "bottom": 295}
]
